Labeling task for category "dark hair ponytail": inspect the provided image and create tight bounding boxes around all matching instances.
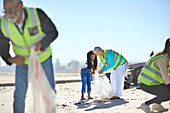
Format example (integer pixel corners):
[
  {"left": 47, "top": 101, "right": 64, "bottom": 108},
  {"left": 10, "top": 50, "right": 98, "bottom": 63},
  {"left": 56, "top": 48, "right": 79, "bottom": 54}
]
[
  {"left": 87, "top": 51, "right": 97, "bottom": 73},
  {"left": 154, "top": 38, "right": 170, "bottom": 56},
  {"left": 162, "top": 38, "right": 170, "bottom": 55}
]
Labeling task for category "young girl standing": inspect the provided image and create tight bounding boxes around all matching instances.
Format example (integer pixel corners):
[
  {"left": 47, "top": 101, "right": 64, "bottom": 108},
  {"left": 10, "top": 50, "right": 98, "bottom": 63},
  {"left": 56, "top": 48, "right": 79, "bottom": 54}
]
[{"left": 81, "top": 51, "right": 97, "bottom": 100}]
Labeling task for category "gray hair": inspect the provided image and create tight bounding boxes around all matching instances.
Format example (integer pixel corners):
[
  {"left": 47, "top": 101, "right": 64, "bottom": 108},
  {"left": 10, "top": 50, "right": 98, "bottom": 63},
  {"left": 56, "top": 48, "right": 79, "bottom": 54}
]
[
  {"left": 4, "top": 0, "right": 22, "bottom": 4},
  {"left": 94, "top": 46, "right": 102, "bottom": 53}
]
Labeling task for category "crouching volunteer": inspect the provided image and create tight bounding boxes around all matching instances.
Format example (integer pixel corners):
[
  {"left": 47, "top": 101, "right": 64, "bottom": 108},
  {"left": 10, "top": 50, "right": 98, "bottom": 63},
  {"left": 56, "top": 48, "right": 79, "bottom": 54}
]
[
  {"left": 0, "top": 0, "right": 58, "bottom": 112},
  {"left": 81, "top": 51, "right": 97, "bottom": 100},
  {"left": 94, "top": 46, "right": 128, "bottom": 100},
  {"left": 138, "top": 38, "right": 170, "bottom": 113}
]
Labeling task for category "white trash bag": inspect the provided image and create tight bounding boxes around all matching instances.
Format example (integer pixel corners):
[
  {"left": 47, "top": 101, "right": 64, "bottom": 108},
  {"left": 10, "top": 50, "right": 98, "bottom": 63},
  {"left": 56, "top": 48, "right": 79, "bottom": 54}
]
[
  {"left": 94, "top": 73, "right": 114, "bottom": 100},
  {"left": 28, "top": 48, "right": 57, "bottom": 113}
]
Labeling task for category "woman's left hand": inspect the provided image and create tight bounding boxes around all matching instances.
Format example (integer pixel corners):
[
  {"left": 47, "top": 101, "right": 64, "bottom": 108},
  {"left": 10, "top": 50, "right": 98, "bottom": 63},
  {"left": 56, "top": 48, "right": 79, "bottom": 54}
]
[{"left": 98, "top": 70, "right": 104, "bottom": 74}]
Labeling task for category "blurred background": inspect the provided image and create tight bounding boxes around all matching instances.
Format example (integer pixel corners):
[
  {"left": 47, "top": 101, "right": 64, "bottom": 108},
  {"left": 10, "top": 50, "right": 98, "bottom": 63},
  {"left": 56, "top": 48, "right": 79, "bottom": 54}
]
[{"left": 0, "top": 0, "right": 170, "bottom": 73}]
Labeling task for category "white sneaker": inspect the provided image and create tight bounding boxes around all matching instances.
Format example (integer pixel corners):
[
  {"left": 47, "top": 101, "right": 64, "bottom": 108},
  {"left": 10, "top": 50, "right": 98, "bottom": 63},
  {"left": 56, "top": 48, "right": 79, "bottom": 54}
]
[
  {"left": 151, "top": 103, "right": 168, "bottom": 112},
  {"left": 140, "top": 103, "right": 154, "bottom": 113}
]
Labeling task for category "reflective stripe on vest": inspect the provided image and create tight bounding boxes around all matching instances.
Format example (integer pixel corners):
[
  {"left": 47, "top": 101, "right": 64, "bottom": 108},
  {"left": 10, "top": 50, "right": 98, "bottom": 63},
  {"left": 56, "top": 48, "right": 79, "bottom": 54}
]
[
  {"left": 1, "top": 16, "right": 28, "bottom": 49},
  {"left": 29, "top": 8, "right": 44, "bottom": 42},
  {"left": 1, "top": 7, "right": 52, "bottom": 64},
  {"left": 16, "top": 46, "right": 50, "bottom": 57},
  {"left": 2, "top": 8, "right": 45, "bottom": 48},
  {"left": 101, "top": 49, "right": 126, "bottom": 69},
  {"left": 113, "top": 51, "right": 124, "bottom": 67},
  {"left": 138, "top": 54, "right": 168, "bottom": 85}
]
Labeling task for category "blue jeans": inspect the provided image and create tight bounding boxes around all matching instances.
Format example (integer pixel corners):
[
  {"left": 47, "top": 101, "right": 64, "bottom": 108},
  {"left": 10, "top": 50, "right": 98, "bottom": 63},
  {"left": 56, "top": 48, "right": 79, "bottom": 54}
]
[
  {"left": 81, "top": 67, "right": 91, "bottom": 93},
  {"left": 13, "top": 56, "right": 55, "bottom": 113}
]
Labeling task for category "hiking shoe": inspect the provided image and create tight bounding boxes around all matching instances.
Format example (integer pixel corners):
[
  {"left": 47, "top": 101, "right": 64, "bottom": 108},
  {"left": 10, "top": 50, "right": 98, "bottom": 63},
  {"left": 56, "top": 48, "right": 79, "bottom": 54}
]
[
  {"left": 140, "top": 103, "right": 154, "bottom": 113},
  {"left": 151, "top": 103, "right": 168, "bottom": 112}
]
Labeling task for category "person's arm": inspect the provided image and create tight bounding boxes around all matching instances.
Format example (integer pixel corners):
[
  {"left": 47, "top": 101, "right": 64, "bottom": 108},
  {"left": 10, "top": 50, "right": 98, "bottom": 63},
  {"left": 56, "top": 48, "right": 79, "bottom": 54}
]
[
  {"left": 90, "top": 70, "right": 94, "bottom": 75},
  {"left": 155, "top": 56, "right": 170, "bottom": 84},
  {"left": 0, "top": 22, "right": 25, "bottom": 65},
  {"left": 0, "top": 27, "right": 12, "bottom": 65},
  {"left": 36, "top": 8, "right": 59, "bottom": 51},
  {"left": 100, "top": 52, "right": 115, "bottom": 71}
]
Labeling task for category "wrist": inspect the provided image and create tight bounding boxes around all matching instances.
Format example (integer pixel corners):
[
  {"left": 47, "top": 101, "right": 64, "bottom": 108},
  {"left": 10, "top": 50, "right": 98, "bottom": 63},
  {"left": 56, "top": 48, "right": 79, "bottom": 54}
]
[{"left": 8, "top": 57, "right": 14, "bottom": 64}]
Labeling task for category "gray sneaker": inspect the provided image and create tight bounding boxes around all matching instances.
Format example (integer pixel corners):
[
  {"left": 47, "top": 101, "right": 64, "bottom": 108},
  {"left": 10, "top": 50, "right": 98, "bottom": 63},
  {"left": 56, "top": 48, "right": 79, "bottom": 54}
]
[{"left": 140, "top": 103, "right": 154, "bottom": 113}]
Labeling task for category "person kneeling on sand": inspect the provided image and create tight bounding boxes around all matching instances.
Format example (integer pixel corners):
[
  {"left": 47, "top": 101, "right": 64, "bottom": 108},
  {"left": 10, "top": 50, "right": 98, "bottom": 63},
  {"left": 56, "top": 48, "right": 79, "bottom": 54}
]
[
  {"left": 94, "top": 46, "right": 128, "bottom": 100},
  {"left": 138, "top": 38, "right": 170, "bottom": 113},
  {"left": 80, "top": 51, "right": 97, "bottom": 100}
]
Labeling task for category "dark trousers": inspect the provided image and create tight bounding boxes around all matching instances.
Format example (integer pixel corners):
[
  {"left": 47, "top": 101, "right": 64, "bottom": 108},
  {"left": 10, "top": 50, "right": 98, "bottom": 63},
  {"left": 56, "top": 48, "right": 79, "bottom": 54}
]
[{"left": 139, "top": 83, "right": 170, "bottom": 105}]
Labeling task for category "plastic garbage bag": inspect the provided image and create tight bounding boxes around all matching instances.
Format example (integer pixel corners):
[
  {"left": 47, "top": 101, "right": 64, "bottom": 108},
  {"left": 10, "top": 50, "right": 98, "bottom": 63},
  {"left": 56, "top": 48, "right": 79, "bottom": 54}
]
[
  {"left": 94, "top": 73, "right": 114, "bottom": 100},
  {"left": 28, "top": 48, "right": 57, "bottom": 113}
]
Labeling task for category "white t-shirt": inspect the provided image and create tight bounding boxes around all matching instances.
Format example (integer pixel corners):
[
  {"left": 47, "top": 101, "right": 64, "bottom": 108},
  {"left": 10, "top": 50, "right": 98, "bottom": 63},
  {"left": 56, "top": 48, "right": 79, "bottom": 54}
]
[{"left": 82, "top": 61, "right": 94, "bottom": 69}]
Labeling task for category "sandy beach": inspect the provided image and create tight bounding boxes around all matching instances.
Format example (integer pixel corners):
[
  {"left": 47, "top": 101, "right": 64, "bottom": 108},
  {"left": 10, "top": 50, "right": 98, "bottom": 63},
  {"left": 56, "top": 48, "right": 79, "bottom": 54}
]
[{"left": 0, "top": 74, "right": 170, "bottom": 113}]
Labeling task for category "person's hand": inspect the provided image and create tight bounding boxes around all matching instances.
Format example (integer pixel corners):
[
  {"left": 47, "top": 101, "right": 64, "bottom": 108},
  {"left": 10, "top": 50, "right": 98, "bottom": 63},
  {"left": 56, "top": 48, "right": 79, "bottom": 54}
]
[
  {"left": 8, "top": 55, "right": 25, "bottom": 65},
  {"left": 98, "top": 70, "right": 104, "bottom": 74},
  {"left": 35, "top": 42, "right": 42, "bottom": 51},
  {"left": 90, "top": 72, "right": 95, "bottom": 75}
]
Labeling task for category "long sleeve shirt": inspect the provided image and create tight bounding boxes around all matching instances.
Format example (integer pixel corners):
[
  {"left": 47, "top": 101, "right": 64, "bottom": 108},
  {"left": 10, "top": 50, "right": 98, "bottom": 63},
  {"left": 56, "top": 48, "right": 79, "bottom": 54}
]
[
  {"left": 101, "top": 52, "right": 115, "bottom": 71},
  {"left": 0, "top": 8, "right": 58, "bottom": 65},
  {"left": 154, "top": 56, "right": 170, "bottom": 84}
]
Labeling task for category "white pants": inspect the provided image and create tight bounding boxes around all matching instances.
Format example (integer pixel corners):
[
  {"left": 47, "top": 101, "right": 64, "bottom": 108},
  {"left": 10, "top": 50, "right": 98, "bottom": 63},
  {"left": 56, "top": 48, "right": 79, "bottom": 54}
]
[{"left": 111, "top": 61, "right": 128, "bottom": 97}]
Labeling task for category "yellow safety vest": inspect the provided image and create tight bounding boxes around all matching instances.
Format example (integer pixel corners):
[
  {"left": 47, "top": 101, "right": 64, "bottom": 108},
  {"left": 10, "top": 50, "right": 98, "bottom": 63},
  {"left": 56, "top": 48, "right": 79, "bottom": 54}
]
[
  {"left": 138, "top": 54, "right": 169, "bottom": 86},
  {"left": 0, "top": 7, "right": 52, "bottom": 64},
  {"left": 101, "top": 49, "right": 126, "bottom": 70}
]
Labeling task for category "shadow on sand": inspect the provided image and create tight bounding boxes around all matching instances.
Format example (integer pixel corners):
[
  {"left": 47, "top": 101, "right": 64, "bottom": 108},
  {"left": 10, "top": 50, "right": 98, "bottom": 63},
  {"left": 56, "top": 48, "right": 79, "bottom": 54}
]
[{"left": 75, "top": 98, "right": 129, "bottom": 111}]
